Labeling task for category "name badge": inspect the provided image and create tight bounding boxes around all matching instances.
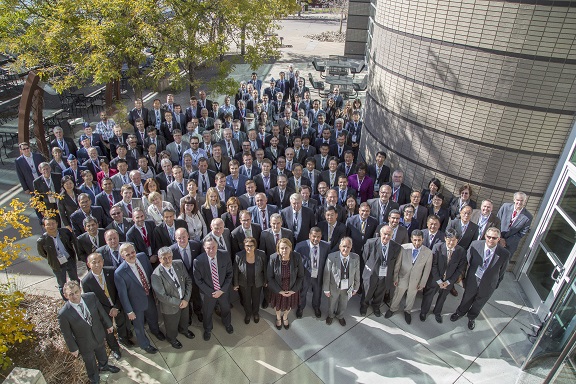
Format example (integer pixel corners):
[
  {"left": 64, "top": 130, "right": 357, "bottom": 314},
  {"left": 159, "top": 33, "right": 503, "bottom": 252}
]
[
  {"left": 48, "top": 195, "right": 56, "bottom": 204},
  {"left": 475, "top": 269, "right": 484, "bottom": 280},
  {"left": 311, "top": 267, "right": 318, "bottom": 278},
  {"left": 57, "top": 254, "right": 68, "bottom": 265},
  {"left": 352, "top": 134, "right": 357, "bottom": 142},
  {"left": 340, "top": 278, "right": 349, "bottom": 290},
  {"left": 374, "top": 182, "right": 380, "bottom": 191},
  {"left": 378, "top": 266, "right": 387, "bottom": 277}
]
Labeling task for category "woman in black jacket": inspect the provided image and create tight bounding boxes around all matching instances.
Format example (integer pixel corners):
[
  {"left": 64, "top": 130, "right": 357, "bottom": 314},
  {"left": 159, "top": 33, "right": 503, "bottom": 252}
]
[{"left": 234, "top": 237, "right": 267, "bottom": 324}]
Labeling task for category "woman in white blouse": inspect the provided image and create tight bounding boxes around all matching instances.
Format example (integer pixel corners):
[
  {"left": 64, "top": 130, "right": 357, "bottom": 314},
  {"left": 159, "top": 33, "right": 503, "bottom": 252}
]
[
  {"left": 146, "top": 191, "right": 174, "bottom": 225},
  {"left": 178, "top": 195, "right": 207, "bottom": 241}
]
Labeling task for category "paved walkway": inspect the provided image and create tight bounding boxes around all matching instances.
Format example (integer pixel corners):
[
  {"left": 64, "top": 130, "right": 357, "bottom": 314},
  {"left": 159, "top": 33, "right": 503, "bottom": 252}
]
[{"left": 0, "top": 14, "right": 545, "bottom": 384}]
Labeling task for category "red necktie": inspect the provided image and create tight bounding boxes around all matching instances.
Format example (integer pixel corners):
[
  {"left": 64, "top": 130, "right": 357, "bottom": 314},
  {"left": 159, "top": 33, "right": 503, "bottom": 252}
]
[
  {"left": 211, "top": 258, "right": 220, "bottom": 291},
  {"left": 141, "top": 226, "right": 150, "bottom": 247},
  {"left": 127, "top": 203, "right": 132, "bottom": 215},
  {"left": 108, "top": 194, "right": 113, "bottom": 207},
  {"left": 136, "top": 263, "right": 150, "bottom": 295}
]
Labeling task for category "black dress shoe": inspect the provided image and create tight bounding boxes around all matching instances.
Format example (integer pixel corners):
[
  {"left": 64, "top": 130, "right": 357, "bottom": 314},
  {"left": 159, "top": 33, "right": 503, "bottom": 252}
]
[
  {"left": 373, "top": 308, "right": 382, "bottom": 317},
  {"left": 420, "top": 313, "right": 426, "bottom": 322},
  {"left": 261, "top": 299, "right": 269, "bottom": 309},
  {"left": 152, "top": 331, "right": 165, "bottom": 341},
  {"left": 314, "top": 308, "right": 321, "bottom": 318},
  {"left": 226, "top": 325, "right": 234, "bottom": 334},
  {"left": 360, "top": 305, "right": 367, "bottom": 316},
  {"left": 404, "top": 312, "right": 412, "bottom": 324},
  {"left": 326, "top": 317, "right": 333, "bottom": 325},
  {"left": 112, "top": 350, "right": 122, "bottom": 360},
  {"left": 384, "top": 310, "right": 394, "bottom": 319},
  {"left": 181, "top": 330, "right": 195, "bottom": 339},
  {"left": 338, "top": 318, "right": 346, "bottom": 326},
  {"left": 254, "top": 314, "right": 260, "bottom": 323},
  {"left": 244, "top": 316, "right": 250, "bottom": 324},
  {"left": 143, "top": 345, "right": 158, "bottom": 354},
  {"left": 197, "top": 313, "right": 203, "bottom": 322},
  {"left": 468, "top": 319, "right": 475, "bottom": 330},
  {"left": 450, "top": 313, "right": 461, "bottom": 322},
  {"left": 169, "top": 339, "right": 183, "bottom": 349},
  {"left": 100, "top": 364, "right": 120, "bottom": 373},
  {"left": 203, "top": 331, "right": 211, "bottom": 341},
  {"left": 118, "top": 338, "right": 135, "bottom": 348},
  {"left": 435, "top": 314, "right": 443, "bottom": 323},
  {"left": 296, "top": 308, "right": 303, "bottom": 319}
]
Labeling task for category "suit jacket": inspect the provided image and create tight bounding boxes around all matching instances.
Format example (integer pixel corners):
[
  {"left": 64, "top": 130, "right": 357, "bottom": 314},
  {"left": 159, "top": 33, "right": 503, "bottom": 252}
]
[
  {"left": 329, "top": 144, "right": 352, "bottom": 163},
  {"left": 234, "top": 250, "right": 267, "bottom": 288},
  {"left": 316, "top": 204, "right": 347, "bottom": 225},
  {"left": 448, "top": 198, "right": 478, "bottom": 220},
  {"left": 153, "top": 220, "right": 188, "bottom": 252},
  {"left": 362, "top": 238, "right": 402, "bottom": 294},
  {"left": 497, "top": 203, "right": 532, "bottom": 254},
  {"left": 463, "top": 240, "right": 510, "bottom": 295},
  {"left": 314, "top": 154, "right": 330, "bottom": 171},
  {"left": 333, "top": 187, "right": 357, "bottom": 206},
  {"left": 190, "top": 170, "right": 216, "bottom": 194},
  {"left": 226, "top": 174, "right": 249, "bottom": 196},
  {"left": 96, "top": 190, "right": 122, "bottom": 220},
  {"left": 166, "top": 180, "right": 188, "bottom": 215},
  {"left": 50, "top": 137, "right": 78, "bottom": 157},
  {"left": 400, "top": 203, "right": 428, "bottom": 230},
  {"left": 105, "top": 218, "right": 134, "bottom": 243},
  {"left": 58, "top": 293, "right": 111, "bottom": 355},
  {"left": 151, "top": 260, "right": 192, "bottom": 314},
  {"left": 248, "top": 204, "right": 279, "bottom": 229},
  {"left": 238, "top": 164, "right": 261, "bottom": 179},
  {"left": 37, "top": 228, "right": 78, "bottom": 270},
  {"left": 96, "top": 244, "right": 123, "bottom": 269},
  {"left": 259, "top": 228, "right": 295, "bottom": 257},
  {"left": 81, "top": 267, "right": 122, "bottom": 311},
  {"left": 346, "top": 215, "right": 379, "bottom": 255},
  {"left": 337, "top": 163, "right": 357, "bottom": 178},
  {"left": 144, "top": 136, "right": 167, "bottom": 153},
  {"left": 203, "top": 230, "right": 233, "bottom": 259},
  {"left": 201, "top": 203, "right": 226, "bottom": 227},
  {"left": 426, "top": 242, "right": 467, "bottom": 289},
  {"left": 253, "top": 173, "right": 278, "bottom": 193},
  {"left": 446, "top": 219, "right": 480, "bottom": 250},
  {"left": 393, "top": 244, "right": 433, "bottom": 290},
  {"left": 128, "top": 107, "right": 150, "bottom": 128},
  {"left": 166, "top": 141, "right": 191, "bottom": 164},
  {"left": 70, "top": 207, "right": 107, "bottom": 237},
  {"left": 77, "top": 229, "right": 106, "bottom": 262},
  {"left": 114, "top": 252, "right": 155, "bottom": 313},
  {"left": 62, "top": 165, "right": 89, "bottom": 187},
  {"left": 287, "top": 176, "right": 311, "bottom": 193},
  {"left": 302, "top": 198, "right": 319, "bottom": 213},
  {"left": 367, "top": 198, "right": 400, "bottom": 224},
  {"left": 108, "top": 134, "right": 130, "bottom": 158},
  {"left": 126, "top": 220, "right": 157, "bottom": 257},
  {"left": 267, "top": 187, "right": 295, "bottom": 210},
  {"left": 193, "top": 251, "right": 233, "bottom": 295},
  {"left": 321, "top": 170, "right": 342, "bottom": 189},
  {"left": 470, "top": 210, "right": 501, "bottom": 241},
  {"left": 428, "top": 206, "right": 451, "bottom": 232},
  {"left": 367, "top": 164, "right": 391, "bottom": 189},
  {"left": 111, "top": 172, "right": 132, "bottom": 190},
  {"left": 421, "top": 229, "right": 445, "bottom": 250},
  {"left": 318, "top": 221, "right": 347, "bottom": 252},
  {"left": 230, "top": 223, "right": 262, "bottom": 256},
  {"left": 295, "top": 240, "right": 329, "bottom": 287},
  {"left": 33, "top": 174, "right": 62, "bottom": 206},
  {"left": 281, "top": 206, "right": 316, "bottom": 243},
  {"left": 50, "top": 158, "right": 68, "bottom": 174},
  {"left": 322, "top": 251, "right": 361, "bottom": 295},
  {"left": 170, "top": 240, "right": 203, "bottom": 274},
  {"left": 221, "top": 212, "right": 240, "bottom": 233},
  {"left": 387, "top": 183, "right": 412, "bottom": 206},
  {"left": 302, "top": 169, "right": 321, "bottom": 193},
  {"left": 148, "top": 108, "right": 167, "bottom": 128},
  {"left": 267, "top": 252, "right": 304, "bottom": 293}
]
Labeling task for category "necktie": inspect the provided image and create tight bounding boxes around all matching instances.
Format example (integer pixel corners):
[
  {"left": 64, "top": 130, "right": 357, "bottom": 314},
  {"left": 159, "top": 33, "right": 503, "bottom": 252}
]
[
  {"left": 112, "top": 250, "right": 120, "bottom": 265},
  {"left": 321, "top": 157, "right": 326, "bottom": 168},
  {"left": 177, "top": 144, "right": 181, "bottom": 154},
  {"left": 179, "top": 182, "right": 185, "bottom": 195},
  {"left": 80, "top": 302, "right": 92, "bottom": 325},
  {"left": 338, "top": 147, "right": 342, "bottom": 157},
  {"left": 447, "top": 249, "right": 453, "bottom": 264},
  {"left": 98, "top": 274, "right": 110, "bottom": 299},
  {"left": 141, "top": 226, "right": 149, "bottom": 247},
  {"left": 483, "top": 249, "right": 492, "bottom": 269},
  {"left": 328, "top": 224, "right": 334, "bottom": 241},
  {"left": 462, "top": 224, "right": 468, "bottom": 234},
  {"left": 127, "top": 203, "right": 132, "bottom": 215},
  {"left": 429, "top": 233, "right": 435, "bottom": 246},
  {"left": 136, "top": 263, "right": 150, "bottom": 295},
  {"left": 412, "top": 248, "right": 419, "bottom": 264},
  {"left": 346, "top": 165, "right": 350, "bottom": 175},
  {"left": 181, "top": 247, "right": 191, "bottom": 270},
  {"left": 168, "top": 226, "right": 175, "bottom": 241},
  {"left": 249, "top": 196, "right": 255, "bottom": 206},
  {"left": 108, "top": 194, "right": 114, "bottom": 207},
  {"left": 218, "top": 237, "right": 225, "bottom": 249},
  {"left": 202, "top": 174, "right": 208, "bottom": 192},
  {"left": 509, "top": 210, "right": 518, "bottom": 227},
  {"left": 211, "top": 258, "right": 220, "bottom": 290},
  {"left": 275, "top": 233, "right": 280, "bottom": 244},
  {"left": 123, "top": 174, "right": 128, "bottom": 184},
  {"left": 340, "top": 190, "right": 345, "bottom": 204},
  {"left": 168, "top": 268, "right": 181, "bottom": 290},
  {"left": 293, "top": 211, "right": 298, "bottom": 232},
  {"left": 312, "top": 246, "right": 318, "bottom": 269},
  {"left": 261, "top": 210, "right": 267, "bottom": 229},
  {"left": 382, "top": 244, "right": 387, "bottom": 260},
  {"left": 90, "top": 236, "right": 98, "bottom": 250},
  {"left": 280, "top": 190, "right": 284, "bottom": 202},
  {"left": 361, "top": 220, "right": 366, "bottom": 234}
]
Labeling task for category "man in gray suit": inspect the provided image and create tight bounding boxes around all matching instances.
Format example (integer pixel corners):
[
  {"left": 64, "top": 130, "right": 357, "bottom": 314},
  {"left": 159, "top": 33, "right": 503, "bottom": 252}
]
[
  {"left": 151, "top": 247, "right": 195, "bottom": 349},
  {"left": 470, "top": 199, "right": 501, "bottom": 241},
  {"left": 385, "top": 229, "right": 433, "bottom": 324},
  {"left": 58, "top": 281, "right": 120, "bottom": 384},
  {"left": 166, "top": 130, "right": 191, "bottom": 165},
  {"left": 323, "top": 237, "right": 360, "bottom": 326},
  {"left": 497, "top": 192, "right": 532, "bottom": 256},
  {"left": 451, "top": 227, "right": 510, "bottom": 330},
  {"left": 166, "top": 165, "right": 187, "bottom": 215},
  {"left": 368, "top": 185, "right": 400, "bottom": 225}
]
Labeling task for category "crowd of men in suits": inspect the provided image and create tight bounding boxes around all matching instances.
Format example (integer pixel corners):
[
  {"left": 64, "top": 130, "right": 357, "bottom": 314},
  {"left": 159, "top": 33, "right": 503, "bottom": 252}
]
[{"left": 16, "top": 68, "right": 533, "bottom": 383}]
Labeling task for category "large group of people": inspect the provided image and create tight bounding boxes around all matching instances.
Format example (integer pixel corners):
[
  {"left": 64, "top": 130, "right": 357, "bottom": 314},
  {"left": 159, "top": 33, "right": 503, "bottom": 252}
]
[{"left": 15, "top": 67, "right": 533, "bottom": 384}]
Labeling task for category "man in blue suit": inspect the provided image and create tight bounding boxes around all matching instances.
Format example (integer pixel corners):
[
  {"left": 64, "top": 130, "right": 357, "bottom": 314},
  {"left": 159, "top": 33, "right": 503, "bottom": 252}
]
[
  {"left": 114, "top": 243, "right": 165, "bottom": 353},
  {"left": 15, "top": 142, "right": 46, "bottom": 195},
  {"left": 226, "top": 160, "right": 249, "bottom": 195}
]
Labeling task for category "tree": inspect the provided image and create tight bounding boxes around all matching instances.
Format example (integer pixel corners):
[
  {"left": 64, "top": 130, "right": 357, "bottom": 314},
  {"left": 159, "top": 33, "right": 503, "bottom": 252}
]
[{"left": 322, "top": 0, "right": 348, "bottom": 33}]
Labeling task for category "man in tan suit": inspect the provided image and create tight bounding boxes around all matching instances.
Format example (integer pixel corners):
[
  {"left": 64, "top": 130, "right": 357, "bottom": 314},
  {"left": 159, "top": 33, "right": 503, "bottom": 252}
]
[{"left": 385, "top": 229, "right": 433, "bottom": 324}]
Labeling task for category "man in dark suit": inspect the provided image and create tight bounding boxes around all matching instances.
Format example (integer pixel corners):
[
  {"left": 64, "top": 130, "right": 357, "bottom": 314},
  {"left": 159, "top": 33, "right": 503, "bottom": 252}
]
[
  {"left": 128, "top": 98, "right": 149, "bottom": 128},
  {"left": 105, "top": 206, "right": 133, "bottom": 243},
  {"left": 420, "top": 229, "right": 468, "bottom": 323},
  {"left": 300, "top": 185, "right": 319, "bottom": 212},
  {"left": 171, "top": 228, "right": 204, "bottom": 324},
  {"left": 58, "top": 282, "right": 120, "bottom": 384},
  {"left": 446, "top": 205, "right": 480, "bottom": 251},
  {"left": 316, "top": 189, "right": 347, "bottom": 224},
  {"left": 361, "top": 225, "right": 402, "bottom": 316},
  {"left": 267, "top": 174, "right": 295, "bottom": 210},
  {"left": 367, "top": 185, "right": 400, "bottom": 225},
  {"left": 144, "top": 126, "right": 167, "bottom": 153},
  {"left": 294, "top": 227, "right": 329, "bottom": 318},
  {"left": 334, "top": 175, "right": 357, "bottom": 206},
  {"left": 114, "top": 243, "right": 165, "bottom": 354},
  {"left": 422, "top": 215, "right": 446, "bottom": 250},
  {"left": 253, "top": 159, "right": 278, "bottom": 193},
  {"left": 367, "top": 152, "right": 391, "bottom": 196},
  {"left": 231, "top": 210, "right": 262, "bottom": 256},
  {"left": 147, "top": 99, "right": 166, "bottom": 130},
  {"left": 70, "top": 194, "right": 108, "bottom": 237},
  {"left": 248, "top": 193, "right": 279, "bottom": 231},
  {"left": 82, "top": 253, "right": 131, "bottom": 354},
  {"left": 37, "top": 217, "right": 79, "bottom": 300},
  {"left": 281, "top": 193, "right": 316, "bottom": 244},
  {"left": 16, "top": 142, "right": 46, "bottom": 195},
  {"left": 152, "top": 208, "right": 187, "bottom": 252},
  {"left": 33, "top": 162, "right": 62, "bottom": 220},
  {"left": 96, "top": 178, "right": 122, "bottom": 221},
  {"left": 318, "top": 206, "right": 347, "bottom": 252},
  {"left": 450, "top": 228, "right": 511, "bottom": 330},
  {"left": 50, "top": 126, "right": 78, "bottom": 158},
  {"left": 497, "top": 192, "right": 533, "bottom": 256},
  {"left": 376, "top": 209, "right": 410, "bottom": 245},
  {"left": 400, "top": 191, "right": 428, "bottom": 230},
  {"left": 471, "top": 199, "right": 501, "bottom": 241},
  {"left": 190, "top": 158, "right": 216, "bottom": 197},
  {"left": 126, "top": 207, "right": 158, "bottom": 264},
  {"left": 96, "top": 230, "right": 124, "bottom": 269},
  {"left": 77, "top": 217, "right": 106, "bottom": 262},
  {"left": 151, "top": 247, "right": 195, "bottom": 349},
  {"left": 108, "top": 127, "right": 130, "bottom": 159},
  {"left": 387, "top": 170, "right": 412, "bottom": 206},
  {"left": 337, "top": 151, "right": 357, "bottom": 178},
  {"left": 346, "top": 203, "right": 378, "bottom": 256},
  {"left": 329, "top": 133, "right": 352, "bottom": 164},
  {"left": 62, "top": 154, "right": 89, "bottom": 187},
  {"left": 194, "top": 237, "right": 234, "bottom": 341}
]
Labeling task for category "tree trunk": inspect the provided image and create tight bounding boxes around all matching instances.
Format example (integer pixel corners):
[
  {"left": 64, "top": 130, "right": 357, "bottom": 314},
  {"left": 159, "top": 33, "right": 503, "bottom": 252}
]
[
  {"left": 188, "top": 62, "right": 196, "bottom": 97},
  {"left": 339, "top": 11, "right": 344, "bottom": 34}
]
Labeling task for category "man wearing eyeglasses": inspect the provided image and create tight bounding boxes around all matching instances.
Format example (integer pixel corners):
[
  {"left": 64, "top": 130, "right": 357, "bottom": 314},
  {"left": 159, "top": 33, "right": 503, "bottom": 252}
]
[
  {"left": 16, "top": 142, "right": 46, "bottom": 195},
  {"left": 450, "top": 227, "right": 510, "bottom": 330}
]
